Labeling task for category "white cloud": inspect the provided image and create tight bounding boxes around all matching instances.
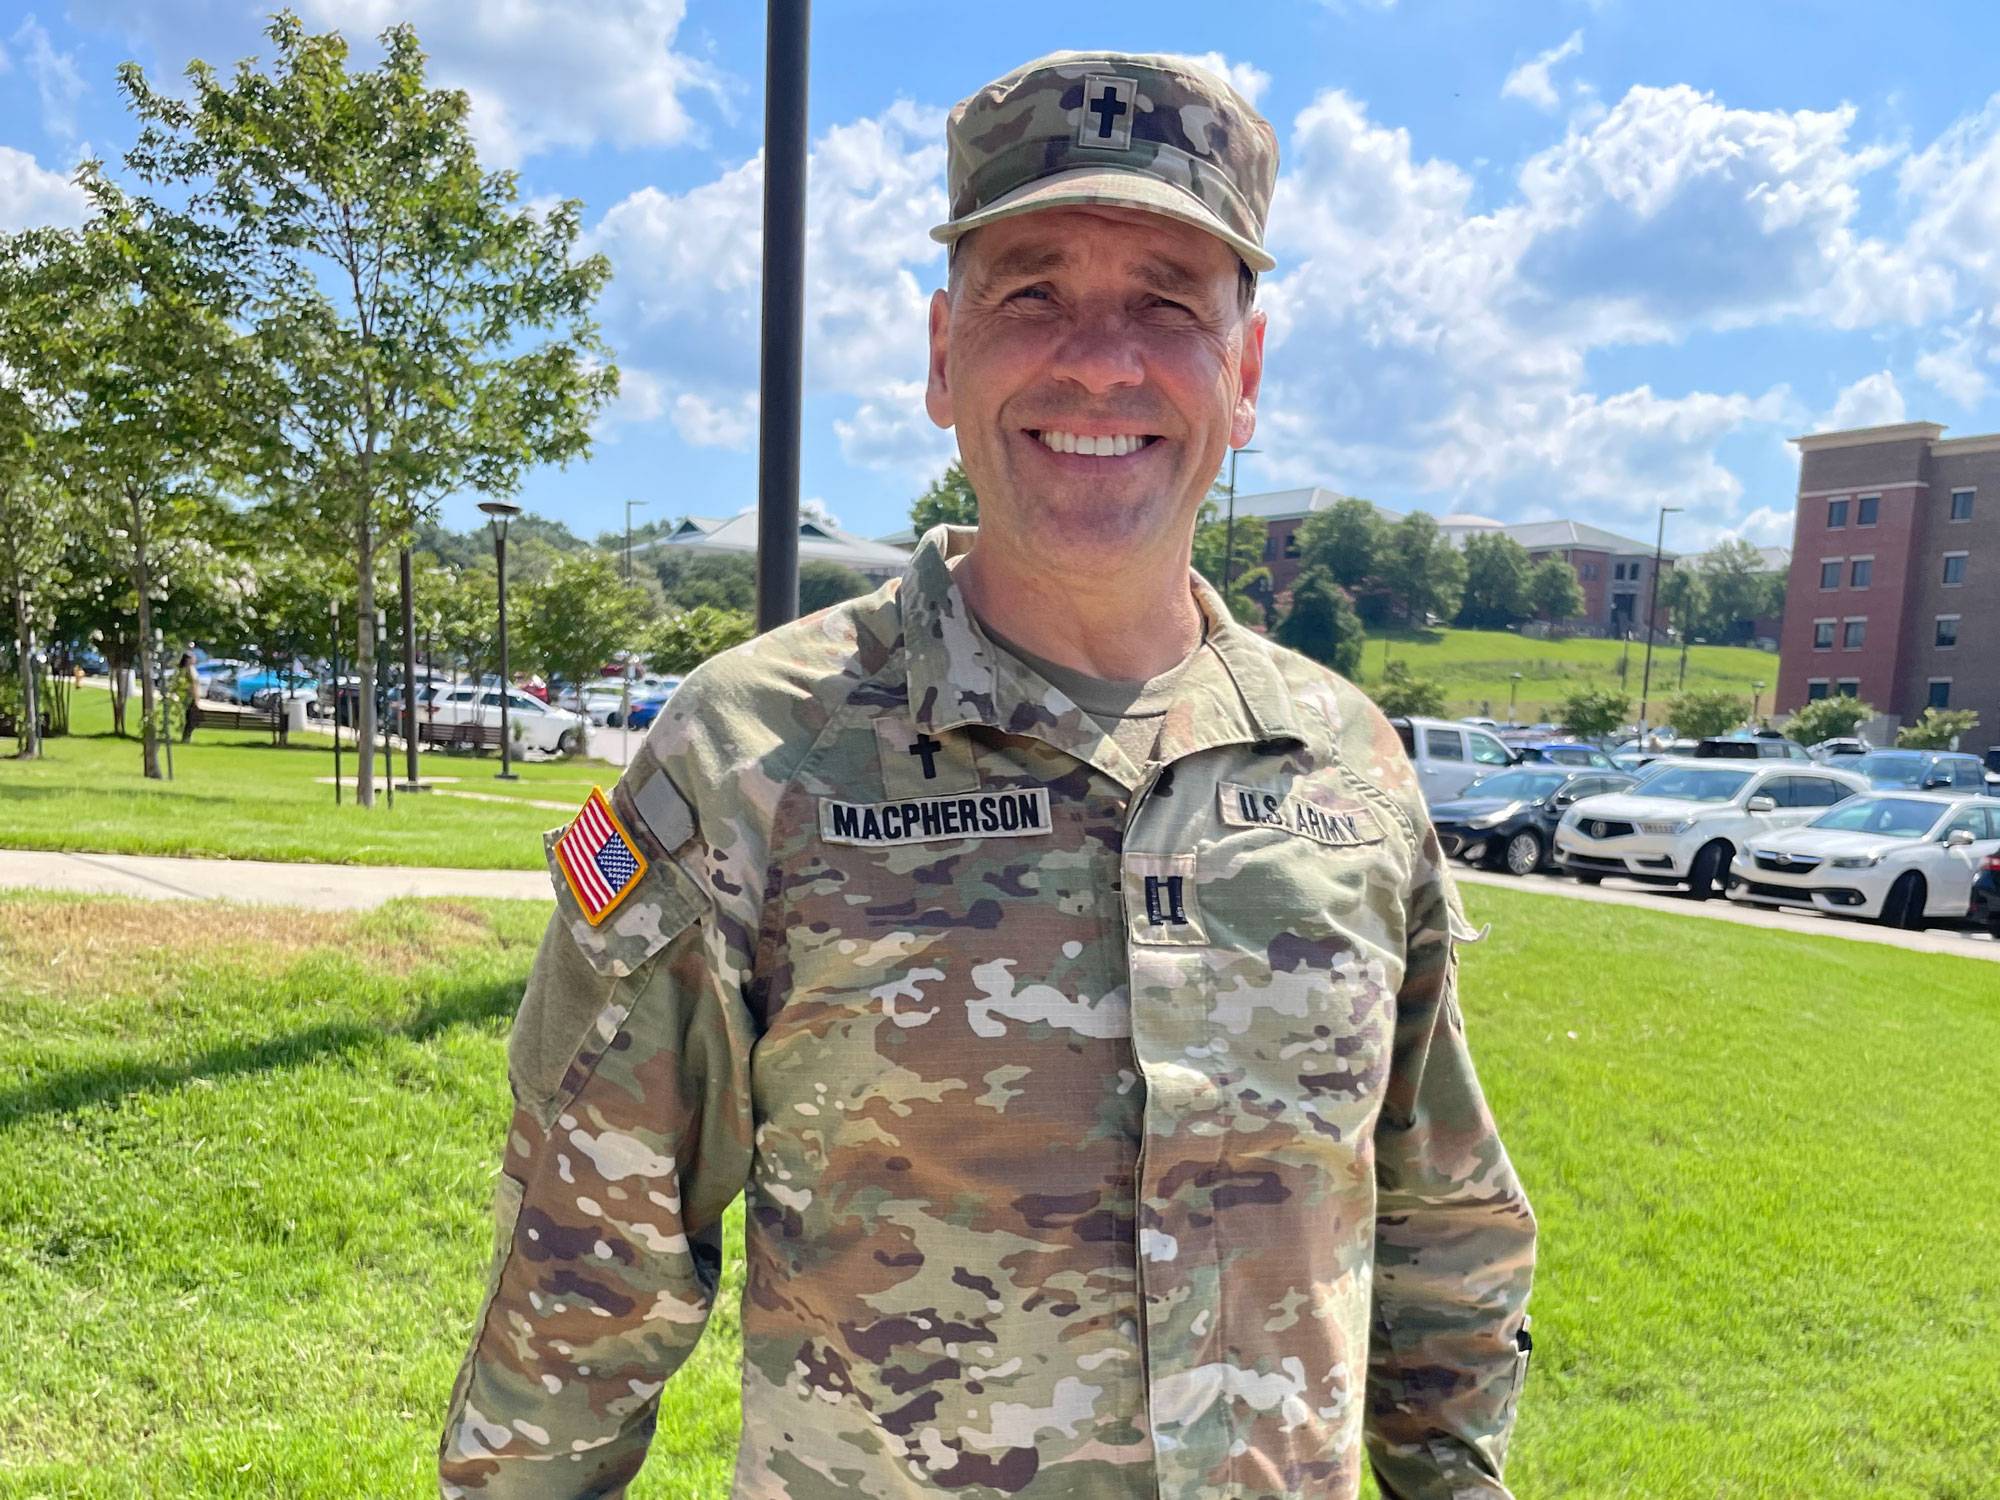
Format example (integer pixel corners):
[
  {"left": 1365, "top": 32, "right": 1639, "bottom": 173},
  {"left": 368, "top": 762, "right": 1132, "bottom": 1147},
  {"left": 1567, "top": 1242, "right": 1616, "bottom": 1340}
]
[
  {"left": 670, "top": 390, "right": 758, "bottom": 451},
  {"left": 1162, "top": 52, "right": 1271, "bottom": 108},
  {"left": 1915, "top": 316, "right": 1992, "bottom": 408},
  {"left": 0, "top": 144, "right": 86, "bottom": 228},
  {"left": 1501, "top": 30, "right": 1583, "bottom": 113},
  {"left": 8, "top": 15, "right": 87, "bottom": 143},
  {"left": 590, "top": 100, "right": 947, "bottom": 473},
  {"left": 1821, "top": 370, "right": 1905, "bottom": 431}
]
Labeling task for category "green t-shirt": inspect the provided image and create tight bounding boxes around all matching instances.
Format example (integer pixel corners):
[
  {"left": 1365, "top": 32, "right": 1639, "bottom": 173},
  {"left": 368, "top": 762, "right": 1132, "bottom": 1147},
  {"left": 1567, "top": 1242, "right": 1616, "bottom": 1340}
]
[{"left": 981, "top": 621, "right": 1206, "bottom": 769}]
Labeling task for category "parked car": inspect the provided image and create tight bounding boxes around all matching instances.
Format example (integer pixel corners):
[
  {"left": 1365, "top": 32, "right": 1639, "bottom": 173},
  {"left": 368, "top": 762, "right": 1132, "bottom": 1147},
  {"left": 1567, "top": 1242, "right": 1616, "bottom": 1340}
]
[
  {"left": 423, "top": 684, "right": 588, "bottom": 756},
  {"left": 1985, "top": 745, "right": 2000, "bottom": 790},
  {"left": 193, "top": 658, "right": 249, "bottom": 698},
  {"left": 1807, "top": 737, "right": 1871, "bottom": 763},
  {"left": 609, "top": 677, "right": 683, "bottom": 729},
  {"left": 561, "top": 683, "right": 631, "bottom": 726},
  {"left": 1554, "top": 761, "right": 1869, "bottom": 899},
  {"left": 1693, "top": 734, "right": 1812, "bottom": 761},
  {"left": 1388, "top": 715, "right": 1517, "bottom": 803},
  {"left": 624, "top": 694, "right": 675, "bottom": 732},
  {"left": 1970, "top": 846, "right": 2000, "bottom": 936},
  {"left": 1510, "top": 740, "right": 1618, "bottom": 770},
  {"left": 231, "top": 667, "right": 318, "bottom": 706},
  {"left": 1431, "top": 766, "right": 1639, "bottom": 875},
  {"left": 1848, "top": 749, "right": 1987, "bottom": 793},
  {"left": 1729, "top": 794, "right": 2000, "bottom": 929}
]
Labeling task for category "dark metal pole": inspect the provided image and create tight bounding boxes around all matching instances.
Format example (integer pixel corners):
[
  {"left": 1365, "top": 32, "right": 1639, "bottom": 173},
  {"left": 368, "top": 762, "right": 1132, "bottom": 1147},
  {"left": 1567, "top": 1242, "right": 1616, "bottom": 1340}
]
[
  {"left": 1637, "top": 506, "right": 1678, "bottom": 734},
  {"left": 377, "top": 609, "right": 393, "bottom": 810},
  {"left": 755, "top": 0, "right": 811, "bottom": 633},
  {"left": 331, "top": 600, "right": 342, "bottom": 805},
  {"left": 400, "top": 545, "right": 421, "bottom": 791},
  {"left": 494, "top": 521, "right": 516, "bottom": 781}
]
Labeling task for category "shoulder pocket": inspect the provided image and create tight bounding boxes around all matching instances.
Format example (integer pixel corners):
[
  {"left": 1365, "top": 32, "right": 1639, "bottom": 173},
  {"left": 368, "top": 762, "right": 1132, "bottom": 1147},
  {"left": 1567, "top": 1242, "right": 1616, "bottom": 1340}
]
[{"left": 510, "top": 826, "right": 709, "bottom": 1123}]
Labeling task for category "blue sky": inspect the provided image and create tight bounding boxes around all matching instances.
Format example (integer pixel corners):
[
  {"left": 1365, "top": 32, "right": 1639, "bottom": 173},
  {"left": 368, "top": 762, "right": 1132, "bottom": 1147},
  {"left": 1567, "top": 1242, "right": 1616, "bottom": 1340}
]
[{"left": 9, "top": 1, "right": 2000, "bottom": 554}]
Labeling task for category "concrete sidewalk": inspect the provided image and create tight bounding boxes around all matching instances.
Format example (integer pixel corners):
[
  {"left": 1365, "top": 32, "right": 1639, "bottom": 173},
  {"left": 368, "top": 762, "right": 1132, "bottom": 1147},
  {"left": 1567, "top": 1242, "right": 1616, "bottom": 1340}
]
[{"left": 0, "top": 849, "right": 547, "bottom": 910}]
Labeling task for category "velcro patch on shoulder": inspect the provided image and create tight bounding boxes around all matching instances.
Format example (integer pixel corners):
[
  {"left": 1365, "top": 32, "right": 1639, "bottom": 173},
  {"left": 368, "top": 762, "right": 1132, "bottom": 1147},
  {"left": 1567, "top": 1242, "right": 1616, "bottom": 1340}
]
[
  {"left": 820, "top": 787, "right": 1053, "bottom": 846},
  {"left": 1218, "top": 781, "right": 1385, "bottom": 848}
]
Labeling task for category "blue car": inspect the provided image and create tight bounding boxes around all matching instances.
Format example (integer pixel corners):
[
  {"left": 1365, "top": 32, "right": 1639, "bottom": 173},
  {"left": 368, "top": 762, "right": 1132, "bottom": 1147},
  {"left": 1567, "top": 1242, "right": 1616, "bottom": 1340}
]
[
  {"left": 1848, "top": 749, "right": 1986, "bottom": 793},
  {"left": 624, "top": 695, "right": 671, "bottom": 731},
  {"left": 230, "top": 667, "right": 319, "bottom": 706}
]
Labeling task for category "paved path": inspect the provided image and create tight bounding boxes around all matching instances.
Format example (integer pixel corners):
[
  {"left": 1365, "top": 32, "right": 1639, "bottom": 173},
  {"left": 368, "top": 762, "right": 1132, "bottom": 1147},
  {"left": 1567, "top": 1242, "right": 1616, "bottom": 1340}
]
[
  {"left": 1455, "top": 866, "right": 2000, "bottom": 964},
  {"left": 4, "top": 849, "right": 1996, "bottom": 962},
  {"left": 0, "top": 850, "right": 546, "bottom": 910}
]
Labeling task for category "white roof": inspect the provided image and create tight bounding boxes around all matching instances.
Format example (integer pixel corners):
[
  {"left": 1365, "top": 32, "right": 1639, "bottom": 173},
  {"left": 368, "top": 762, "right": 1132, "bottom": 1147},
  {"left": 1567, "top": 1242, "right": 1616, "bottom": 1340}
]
[
  {"left": 1223, "top": 487, "right": 1402, "bottom": 523},
  {"left": 640, "top": 511, "right": 914, "bottom": 575}
]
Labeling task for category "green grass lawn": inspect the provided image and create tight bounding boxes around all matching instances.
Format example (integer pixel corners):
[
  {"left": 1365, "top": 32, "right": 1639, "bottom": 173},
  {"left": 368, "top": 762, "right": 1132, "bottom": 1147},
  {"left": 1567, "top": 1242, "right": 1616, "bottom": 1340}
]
[
  {"left": 1360, "top": 626, "right": 1781, "bottom": 721},
  {"left": 0, "top": 689, "right": 623, "bottom": 870},
  {"left": 3, "top": 882, "right": 1995, "bottom": 1497}
]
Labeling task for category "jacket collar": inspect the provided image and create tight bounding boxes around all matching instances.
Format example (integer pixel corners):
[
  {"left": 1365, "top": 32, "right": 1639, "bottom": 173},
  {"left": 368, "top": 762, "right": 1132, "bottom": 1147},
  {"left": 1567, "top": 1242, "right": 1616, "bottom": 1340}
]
[{"left": 899, "top": 524, "right": 1307, "bottom": 786}]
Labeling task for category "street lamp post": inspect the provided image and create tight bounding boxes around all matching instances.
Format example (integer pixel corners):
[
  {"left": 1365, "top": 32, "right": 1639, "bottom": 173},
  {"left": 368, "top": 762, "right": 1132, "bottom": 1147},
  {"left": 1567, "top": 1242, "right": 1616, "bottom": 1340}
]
[
  {"left": 480, "top": 499, "right": 523, "bottom": 781},
  {"left": 1222, "top": 446, "right": 1259, "bottom": 601},
  {"left": 1637, "top": 505, "right": 1681, "bottom": 737},
  {"left": 376, "top": 608, "right": 394, "bottom": 810},
  {"left": 331, "top": 599, "right": 342, "bottom": 805},
  {"left": 755, "top": 0, "right": 812, "bottom": 633},
  {"left": 1508, "top": 672, "right": 1523, "bottom": 721},
  {"left": 1753, "top": 680, "right": 1766, "bottom": 723}
]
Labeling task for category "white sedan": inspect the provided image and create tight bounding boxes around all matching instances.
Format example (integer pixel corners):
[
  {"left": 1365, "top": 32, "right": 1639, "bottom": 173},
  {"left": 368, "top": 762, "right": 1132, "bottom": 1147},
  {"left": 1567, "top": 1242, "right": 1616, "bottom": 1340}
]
[{"left": 1728, "top": 793, "right": 2000, "bottom": 928}]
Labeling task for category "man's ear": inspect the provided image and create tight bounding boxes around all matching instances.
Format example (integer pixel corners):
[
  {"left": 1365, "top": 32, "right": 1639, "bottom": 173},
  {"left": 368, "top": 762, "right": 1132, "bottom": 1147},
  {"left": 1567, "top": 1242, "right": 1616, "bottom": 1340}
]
[
  {"left": 924, "top": 288, "right": 954, "bottom": 430},
  {"left": 1231, "top": 307, "right": 1266, "bottom": 449}
]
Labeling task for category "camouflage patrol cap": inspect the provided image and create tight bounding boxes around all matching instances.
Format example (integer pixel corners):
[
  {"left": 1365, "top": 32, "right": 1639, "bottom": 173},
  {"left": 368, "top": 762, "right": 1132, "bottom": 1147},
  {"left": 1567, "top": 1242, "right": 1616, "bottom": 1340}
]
[{"left": 932, "top": 50, "right": 1278, "bottom": 274}]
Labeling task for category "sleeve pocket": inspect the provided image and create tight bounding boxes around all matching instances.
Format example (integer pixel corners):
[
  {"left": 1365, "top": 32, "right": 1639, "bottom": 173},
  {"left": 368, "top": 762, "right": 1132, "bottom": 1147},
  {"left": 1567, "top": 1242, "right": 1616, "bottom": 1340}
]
[{"left": 509, "top": 834, "right": 709, "bottom": 1123}]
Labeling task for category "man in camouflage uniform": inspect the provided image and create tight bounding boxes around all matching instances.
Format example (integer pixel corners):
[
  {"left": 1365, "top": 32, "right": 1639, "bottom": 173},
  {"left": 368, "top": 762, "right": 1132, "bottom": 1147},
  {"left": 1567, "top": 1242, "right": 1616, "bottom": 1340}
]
[{"left": 441, "top": 50, "right": 1535, "bottom": 1500}]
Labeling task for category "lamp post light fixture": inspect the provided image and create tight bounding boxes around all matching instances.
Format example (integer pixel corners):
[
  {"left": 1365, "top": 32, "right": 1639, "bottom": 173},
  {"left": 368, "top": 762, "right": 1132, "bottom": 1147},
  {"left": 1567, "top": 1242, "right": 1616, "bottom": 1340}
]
[
  {"left": 479, "top": 499, "right": 523, "bottom": 781},
  {"left": 1222, "top": 446, "right": 1259, "bottom": 600},
  {"left": 1753, "top": 680, "right": 1766, "bottom": 723},
  {"left": 1636, "top": 505, "right": 1682, "bottom": 738}
]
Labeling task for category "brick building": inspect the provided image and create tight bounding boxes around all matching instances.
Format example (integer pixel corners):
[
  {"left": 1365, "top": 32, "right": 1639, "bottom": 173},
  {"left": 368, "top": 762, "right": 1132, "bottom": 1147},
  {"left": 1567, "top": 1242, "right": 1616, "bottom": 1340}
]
[
  {"left": 1448, "top": 518, "right": 1676, "bottom": 637},
  {"left": 1776, "top": 421, "right": 1996, "bottom": 732}
]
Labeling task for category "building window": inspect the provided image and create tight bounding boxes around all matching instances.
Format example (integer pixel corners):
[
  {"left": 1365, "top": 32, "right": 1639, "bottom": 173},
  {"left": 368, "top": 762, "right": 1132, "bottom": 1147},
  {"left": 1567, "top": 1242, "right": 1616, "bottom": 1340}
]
[
  {"left": 1826, "top": 498, "right": 1849, "bottom": 528},
  {"left": 1936, "top": 615, "right": 1960, "bottom": 648},
  {"left": 1843, "top": 618, "right": 1866, "bottom": 649},
  {"left": 1283, "top": 531, "right": 1300, "bottom": 559},
  {"left": 1580, "top": 562, "right": 1597, "bottom": 580},
  {"left": 1819, "top": 559, "right": 1842, "bottom": 589},
  {"left": 1813, "top": 619, "right": 1836, "bottom": 650},
  {"left": 1950, "top": 489, "right": 1974, "bottom": 521},
  {"left": 1836, "top": 679, "right": 1860, "bottom": 698},
  {"left": 1807, "top": 679, "right": 1830, "bottom": 701},
  {"left": 1262, "top": 533, "right": 1275, "bottom": 562},
  {"left": 1943, "top": 552, "right": 1967, "bottom": 585},
  {"left": 1857, "top": 495, "right": 1879, "bottom": 526},
  {"left": 1928, "top": 679, "right": 1952, "bottom": 709},
  {"left": 1849, "top": 557, "right": 1872, "bottom": 588}
]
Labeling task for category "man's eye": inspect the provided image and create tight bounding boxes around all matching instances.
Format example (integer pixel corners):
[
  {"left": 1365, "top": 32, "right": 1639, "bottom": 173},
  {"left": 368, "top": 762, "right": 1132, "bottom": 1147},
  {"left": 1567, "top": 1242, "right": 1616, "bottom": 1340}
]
[{"left": 1008, "top": 285, "right": 1052, "bottom": 302}]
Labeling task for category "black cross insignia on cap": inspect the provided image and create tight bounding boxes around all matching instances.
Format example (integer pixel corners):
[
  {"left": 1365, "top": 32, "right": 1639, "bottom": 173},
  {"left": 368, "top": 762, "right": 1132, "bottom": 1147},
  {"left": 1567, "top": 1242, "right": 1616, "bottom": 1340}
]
[{"left": 1077, "top": 75, "right": 1136, "bottom": 151}]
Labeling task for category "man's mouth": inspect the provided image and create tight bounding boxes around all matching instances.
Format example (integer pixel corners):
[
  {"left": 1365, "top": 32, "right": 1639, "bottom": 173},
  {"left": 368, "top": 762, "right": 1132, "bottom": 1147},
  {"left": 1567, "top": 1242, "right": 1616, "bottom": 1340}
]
[{"left": 1027, "top": 429, "right": 1162, "bottom": 458}]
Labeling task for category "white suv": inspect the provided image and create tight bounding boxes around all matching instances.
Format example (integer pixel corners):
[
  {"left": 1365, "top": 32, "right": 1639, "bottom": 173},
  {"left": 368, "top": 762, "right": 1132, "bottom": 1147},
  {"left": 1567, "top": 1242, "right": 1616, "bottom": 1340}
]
[
  {"left": 422, "top": 684, "right": 588, "bottom": 757},
  {"left": 1391, "top": 716, "right": 1517, "bottom": 803},
  {"left": 1553, "top": 760, "right": 1869, "bottom": 899}
]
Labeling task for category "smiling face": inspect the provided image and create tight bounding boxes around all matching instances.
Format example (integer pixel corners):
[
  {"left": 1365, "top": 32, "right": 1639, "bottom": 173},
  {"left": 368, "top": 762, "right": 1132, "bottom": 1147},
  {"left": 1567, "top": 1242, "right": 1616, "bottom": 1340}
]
[{"left": 925, "top": 205, "right": 1265, "bottom": 566}]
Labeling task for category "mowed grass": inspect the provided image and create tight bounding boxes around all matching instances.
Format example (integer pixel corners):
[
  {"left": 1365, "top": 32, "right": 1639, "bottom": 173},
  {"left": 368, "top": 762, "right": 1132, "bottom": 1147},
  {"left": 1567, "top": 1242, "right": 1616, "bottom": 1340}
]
[
  {"left": 1360, "top": 627, "right": 1780, "bottom": 721},
  {"left": 2, "top": 884, "right": 1996, "bottom": 1497},
  {"left": 0, "top": 689, "right": 617, "bottom": 869}
]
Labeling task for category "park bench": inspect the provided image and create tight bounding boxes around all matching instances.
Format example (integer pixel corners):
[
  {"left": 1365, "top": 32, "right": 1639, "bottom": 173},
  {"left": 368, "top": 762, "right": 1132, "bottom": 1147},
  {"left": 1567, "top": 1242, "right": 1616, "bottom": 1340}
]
[
  {"left": 190, "top": 703, "right": 288, "bottom": 743},
  {"left": 414, "top": 719, "right": 507, "bottom": 752}
]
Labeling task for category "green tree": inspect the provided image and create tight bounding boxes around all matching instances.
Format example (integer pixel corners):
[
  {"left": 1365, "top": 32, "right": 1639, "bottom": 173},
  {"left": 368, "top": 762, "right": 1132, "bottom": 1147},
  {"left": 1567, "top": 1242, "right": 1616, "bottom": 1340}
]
[
  {"left": 122, "top": 14, "right": 616, "bottom": 804},
  {"left": 1656, "top": 564, "right": 1707, "bottom": 641},
  {"left": 0, "top": 317, "right": 71, "bottom": 755},
  {"left": 652, "top": 550, "right": 758, "bottom": 613},
  {"left": 1191, "top": 506, "right": 1274, "bottom": 625},
  {"left": 1559, "top": 687, "right": 1630, "bottom": 742},
  {"left": 1274, "top": 567, "right": 1364, "bottom": 676},
  {"left": 1667, "top": 690, "right": 1747, "bottom": 739},
  {"left": 799, "top": 560, "right": 872, "bottom": 614},
  {"left": 1782, "top": 696, "right": 1877, "bottom": 747},
  {"left": 1376, "top": 512, "right": 1466, "bottom": 627},
  {"left": 910, "top": 460, "right": 979, "bottom": 534},
  {"left": 516, "top": 551, "right": 649, "bottom": 708},
  {"left": 1895, "top": 708, "right": 1980, "bottom": 750},
  {"left": 649, "top": 606, "right": 754, "bottom": 676},
  {"left": 1368, "top": 659, "right": 1447, "bottom": 718},
  {"left": 1455, "top": 532, "right": 1534, "bottom": 629},
  {"left": 1528, "top": 555, "right": 1585, "bottom": 623},
  {"left": 1293, "top": 497, "right": 1387, "bottom": 590},
  {"left": 1694, "top": 539, "right": 1782, "bottom": 642}
]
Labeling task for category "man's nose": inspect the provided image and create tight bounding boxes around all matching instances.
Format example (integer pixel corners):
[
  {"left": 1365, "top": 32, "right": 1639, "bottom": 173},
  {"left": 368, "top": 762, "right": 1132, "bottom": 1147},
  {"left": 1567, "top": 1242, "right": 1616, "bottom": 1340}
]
[{"left": 1045, "top": 308, "right": 1145, "bottom": 396}]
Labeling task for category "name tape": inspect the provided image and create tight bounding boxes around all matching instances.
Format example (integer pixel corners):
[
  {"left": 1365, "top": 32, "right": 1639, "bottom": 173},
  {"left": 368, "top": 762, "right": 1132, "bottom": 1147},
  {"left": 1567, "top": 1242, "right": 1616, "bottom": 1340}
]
[
  {"left": 1218, "top": 782, "right": 1384, "bottom": 848},
  {"left": 821, "top": 787, "right": 1053, "bottom": 846}
]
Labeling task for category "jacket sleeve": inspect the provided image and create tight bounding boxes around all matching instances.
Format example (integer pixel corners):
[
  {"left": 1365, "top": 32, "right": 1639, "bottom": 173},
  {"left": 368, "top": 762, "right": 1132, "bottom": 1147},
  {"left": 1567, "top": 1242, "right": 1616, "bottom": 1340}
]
[
  {"left": 439, "top": 776, "right": 756, "bottom": 1499},
  {"left": 1365, "top": 822, "right": 1538, "bottom": 1500}
]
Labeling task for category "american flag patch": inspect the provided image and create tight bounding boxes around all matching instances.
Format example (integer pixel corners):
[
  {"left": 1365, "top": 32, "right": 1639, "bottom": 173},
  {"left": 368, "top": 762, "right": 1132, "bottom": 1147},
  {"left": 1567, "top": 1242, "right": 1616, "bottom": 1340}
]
[{"left": 554, "top": 787, "right": 649, "bottom": 926}]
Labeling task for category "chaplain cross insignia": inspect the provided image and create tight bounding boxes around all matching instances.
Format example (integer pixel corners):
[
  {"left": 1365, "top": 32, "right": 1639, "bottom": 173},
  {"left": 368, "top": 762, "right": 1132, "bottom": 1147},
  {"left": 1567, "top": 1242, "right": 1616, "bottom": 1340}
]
[
  {"left": 1077, "top": 75, "right": 1136, "bottom": 151},
  {"left": 908, "top": 732, "right": 944, "bottom": 780}
]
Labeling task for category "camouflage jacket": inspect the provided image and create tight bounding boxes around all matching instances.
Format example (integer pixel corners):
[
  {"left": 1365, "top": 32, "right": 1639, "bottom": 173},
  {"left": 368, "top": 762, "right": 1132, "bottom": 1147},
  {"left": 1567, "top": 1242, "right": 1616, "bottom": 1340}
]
[{"left": 440, "top": 526, "right": 1537, "bottom": 1499}]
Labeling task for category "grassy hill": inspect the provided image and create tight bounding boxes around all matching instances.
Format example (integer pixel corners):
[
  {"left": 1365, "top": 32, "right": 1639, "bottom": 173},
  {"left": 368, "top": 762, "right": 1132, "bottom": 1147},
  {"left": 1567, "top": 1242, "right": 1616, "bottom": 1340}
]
[{"left": 1356, "top": 627, "right": 1781, "bottom": 722}]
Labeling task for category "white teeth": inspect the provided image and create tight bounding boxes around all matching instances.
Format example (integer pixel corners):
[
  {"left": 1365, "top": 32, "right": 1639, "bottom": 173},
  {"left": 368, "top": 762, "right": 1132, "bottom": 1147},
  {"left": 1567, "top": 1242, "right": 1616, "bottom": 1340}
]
[{"left": 1037, "top": 430, "right": 1150, "bottom": 457}]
